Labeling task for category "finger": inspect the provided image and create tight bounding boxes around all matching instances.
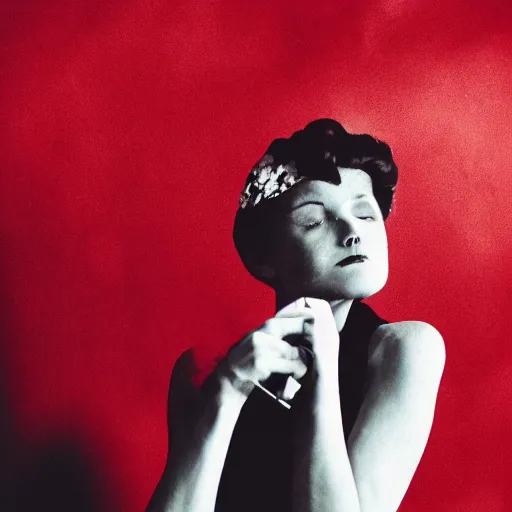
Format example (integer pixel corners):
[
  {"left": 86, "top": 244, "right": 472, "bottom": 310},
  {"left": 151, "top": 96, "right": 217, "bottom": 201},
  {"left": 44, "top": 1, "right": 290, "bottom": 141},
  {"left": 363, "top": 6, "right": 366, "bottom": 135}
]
[
  {"left": 265, "top": 356, "right": 308, "bottom": 381},
  {"left": 252, "top": 331, "right": 301, "bottom": 360},
  {"left": 273, "top": 308, "right": 318, "bottom": 339},
  {"left": 301, "top": 298, "right": 338, "bottom": 332},
  {"left": 258, "top": 316, "right": 314, "bottom": 340},
  {"left": 273, "top": 306, "right": 317, "bottom": 320}
]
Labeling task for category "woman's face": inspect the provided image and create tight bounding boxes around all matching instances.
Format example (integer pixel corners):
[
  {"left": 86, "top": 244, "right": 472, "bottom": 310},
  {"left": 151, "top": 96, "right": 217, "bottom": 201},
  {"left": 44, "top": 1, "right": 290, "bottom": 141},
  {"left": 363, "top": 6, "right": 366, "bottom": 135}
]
[{"left": 268, "top": 167, "right": 389, "bottom": 302}]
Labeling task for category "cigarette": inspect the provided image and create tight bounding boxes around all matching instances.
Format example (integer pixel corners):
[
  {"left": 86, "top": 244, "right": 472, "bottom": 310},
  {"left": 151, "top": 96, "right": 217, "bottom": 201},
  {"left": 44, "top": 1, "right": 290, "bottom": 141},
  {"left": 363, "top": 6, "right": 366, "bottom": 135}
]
[{"left": 251, "top": 380, "right": 291, "bottom": 409}]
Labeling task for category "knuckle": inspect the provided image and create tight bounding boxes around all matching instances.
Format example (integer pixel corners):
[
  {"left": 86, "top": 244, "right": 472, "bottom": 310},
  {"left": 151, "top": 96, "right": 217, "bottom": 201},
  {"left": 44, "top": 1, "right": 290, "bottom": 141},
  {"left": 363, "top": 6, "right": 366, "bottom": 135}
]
[
  {"left": 261, "top": 318, "right": 276, "bottom": 333},
  {"left": 285, "top": 344, "right": 298, "bottom": 359},
  {"left": 252, "top": 332, "right": 272, "bottom": 355},
  {"left": 251, "top": 330, "right": 264, "bottom": 347},
  {"left": 295, "top": 361, "right": 307, "bottom": 378},
  {"left": 241, "top": 329, "right": 256, "bottom": 348},
  {"left": 254, "top": 358, "right": 268, "bottom": 378},
  {"left": 304, "top": 310, "right": 318, "bottom": 323}
]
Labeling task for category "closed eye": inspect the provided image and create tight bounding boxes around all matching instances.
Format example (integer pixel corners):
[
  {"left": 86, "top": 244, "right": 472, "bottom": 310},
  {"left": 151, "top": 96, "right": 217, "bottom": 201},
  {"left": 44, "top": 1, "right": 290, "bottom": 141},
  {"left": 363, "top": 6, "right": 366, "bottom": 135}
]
[
  {"left": 306, "top": 215, "right": 373, "bottom": 228},
  {"left": 304, "top": 218, "right": 325, "bottom": 229}
]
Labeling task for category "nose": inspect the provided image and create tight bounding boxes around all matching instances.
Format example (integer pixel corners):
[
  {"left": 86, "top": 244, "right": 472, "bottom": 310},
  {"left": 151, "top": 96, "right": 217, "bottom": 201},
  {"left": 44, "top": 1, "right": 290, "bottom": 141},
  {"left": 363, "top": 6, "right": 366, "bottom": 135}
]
[
  {"left": 334, "top": 215, "right": 361, "bottom": 247},
  {"left": 344, "top": 234, "right": 361, "bottom": 247}
]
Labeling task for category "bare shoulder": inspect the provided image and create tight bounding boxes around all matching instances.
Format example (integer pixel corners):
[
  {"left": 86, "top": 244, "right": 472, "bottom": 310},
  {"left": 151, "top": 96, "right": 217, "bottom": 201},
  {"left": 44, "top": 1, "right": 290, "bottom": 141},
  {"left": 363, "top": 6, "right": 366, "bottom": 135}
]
[{"left": 368, "top": 320, "right": 446, "bottom": 374}]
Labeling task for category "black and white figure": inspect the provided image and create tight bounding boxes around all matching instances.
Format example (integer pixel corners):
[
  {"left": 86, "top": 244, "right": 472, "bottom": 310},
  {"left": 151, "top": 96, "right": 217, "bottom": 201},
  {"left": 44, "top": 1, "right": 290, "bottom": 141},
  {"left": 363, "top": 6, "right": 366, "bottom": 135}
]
[{"left": 146, "top": 119, "right": 446, "bottom": 512}]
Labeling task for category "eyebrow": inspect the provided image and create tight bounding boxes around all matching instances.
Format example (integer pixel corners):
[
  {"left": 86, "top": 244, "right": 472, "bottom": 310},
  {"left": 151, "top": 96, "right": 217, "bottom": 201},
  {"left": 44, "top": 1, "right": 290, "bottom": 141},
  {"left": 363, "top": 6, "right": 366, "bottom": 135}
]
[{"left": 290, "top": 194, "right": 372, "bottom": 212}]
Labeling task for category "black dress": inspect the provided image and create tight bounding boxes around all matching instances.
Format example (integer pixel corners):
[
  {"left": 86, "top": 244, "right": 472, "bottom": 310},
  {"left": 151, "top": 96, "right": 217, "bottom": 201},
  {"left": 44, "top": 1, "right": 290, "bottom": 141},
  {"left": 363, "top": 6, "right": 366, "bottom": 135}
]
[{"left": 214, "top": 300, "right": 388, "bottom": 512}]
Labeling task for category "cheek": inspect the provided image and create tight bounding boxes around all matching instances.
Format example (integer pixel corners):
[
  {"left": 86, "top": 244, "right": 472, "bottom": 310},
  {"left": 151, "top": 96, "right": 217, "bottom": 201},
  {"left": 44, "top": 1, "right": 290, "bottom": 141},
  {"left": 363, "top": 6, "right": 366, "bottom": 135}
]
[
  {"left": 366, "top": 225, "right": 388, "bottom": 259},
  {"left": 293, "top": 240, "right": 325, "bottom": 275},
  {"left": 273, "top": 234, "right": 309, "bottom": 273},
  {"left": 277, "top": 234, "right": 328, "bottom": 279},
  {"left": 377, "top": 232, "right": 389, "bottom": 272}
]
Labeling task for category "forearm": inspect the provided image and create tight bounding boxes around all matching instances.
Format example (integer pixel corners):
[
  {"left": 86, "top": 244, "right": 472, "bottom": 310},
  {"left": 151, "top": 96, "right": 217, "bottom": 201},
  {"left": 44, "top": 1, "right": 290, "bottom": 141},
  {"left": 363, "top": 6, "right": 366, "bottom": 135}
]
[
  {"left": 292, "top": 374, "right": 361, "bottom": 512},
  {"left": 147, "top": 380, "right": 246, "bottom": 512}
]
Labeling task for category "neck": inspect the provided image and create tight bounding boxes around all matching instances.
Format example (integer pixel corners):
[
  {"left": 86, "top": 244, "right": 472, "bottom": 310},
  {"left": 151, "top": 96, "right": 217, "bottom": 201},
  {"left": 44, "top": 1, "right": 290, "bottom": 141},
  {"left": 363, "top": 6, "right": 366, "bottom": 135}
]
[{"left": 275, "top": 293, "right": 354, "bottom": 332}]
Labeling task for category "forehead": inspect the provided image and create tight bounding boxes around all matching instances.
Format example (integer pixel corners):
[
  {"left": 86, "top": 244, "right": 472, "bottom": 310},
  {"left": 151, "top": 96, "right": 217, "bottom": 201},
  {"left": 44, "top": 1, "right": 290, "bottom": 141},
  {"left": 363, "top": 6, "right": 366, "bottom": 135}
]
[{"left": 279, "top": 167, "right": 375, "bottom": 207}]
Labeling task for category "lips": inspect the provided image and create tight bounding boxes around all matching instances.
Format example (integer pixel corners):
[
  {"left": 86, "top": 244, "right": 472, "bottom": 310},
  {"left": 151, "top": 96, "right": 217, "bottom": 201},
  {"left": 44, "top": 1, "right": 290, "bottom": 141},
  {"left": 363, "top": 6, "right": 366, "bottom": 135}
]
[{"left": 337, "top": 255, "right": 368, "bottom": 267}]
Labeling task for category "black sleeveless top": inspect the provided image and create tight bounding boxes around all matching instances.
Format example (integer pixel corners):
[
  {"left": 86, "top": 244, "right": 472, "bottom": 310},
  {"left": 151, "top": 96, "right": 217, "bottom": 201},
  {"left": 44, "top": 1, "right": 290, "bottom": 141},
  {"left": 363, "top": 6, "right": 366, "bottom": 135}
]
[{"left": 215, "top": 301, "right": 388, "bottom": 512}]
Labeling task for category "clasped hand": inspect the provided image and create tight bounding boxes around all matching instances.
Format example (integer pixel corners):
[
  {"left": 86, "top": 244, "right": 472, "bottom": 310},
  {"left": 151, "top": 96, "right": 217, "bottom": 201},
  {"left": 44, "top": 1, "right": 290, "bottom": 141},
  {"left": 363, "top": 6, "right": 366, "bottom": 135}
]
[
  {"left": 167, "top": 297, "right": 341, "bottom": 451},
  {"left": 216, "top": 297, "right": 340, "bottom": 402}
]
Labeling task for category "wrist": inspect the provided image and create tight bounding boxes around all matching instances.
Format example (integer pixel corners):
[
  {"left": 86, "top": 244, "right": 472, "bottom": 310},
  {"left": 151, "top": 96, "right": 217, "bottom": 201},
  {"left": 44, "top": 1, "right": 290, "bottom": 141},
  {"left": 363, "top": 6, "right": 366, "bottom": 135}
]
[
  {"left": 214, "top": 363, "right": 250, "bottom": 411},
  {"left": 314, "top": 375, "right": 339, "bottom": 402},
  {"left": 292, "top": 364, "right": 339, "bottom": 415},
  {"left": 313, "top": 357, "right": 339, "bottom": 386},
  {"left": 307, "top": 363, "right": 340, "bottom": 406}
]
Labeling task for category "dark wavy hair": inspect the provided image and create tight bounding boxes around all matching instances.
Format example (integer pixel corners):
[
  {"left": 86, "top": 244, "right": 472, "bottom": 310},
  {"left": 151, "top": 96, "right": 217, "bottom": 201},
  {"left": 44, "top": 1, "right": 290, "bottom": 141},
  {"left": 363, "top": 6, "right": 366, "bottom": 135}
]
[{"left": 233, "top": 118, "right": 398, "bottom": 288}]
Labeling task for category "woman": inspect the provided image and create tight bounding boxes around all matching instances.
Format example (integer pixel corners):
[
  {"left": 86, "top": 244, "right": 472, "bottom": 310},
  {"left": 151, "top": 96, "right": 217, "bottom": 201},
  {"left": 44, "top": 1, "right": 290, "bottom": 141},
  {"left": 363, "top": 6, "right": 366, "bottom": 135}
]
[{"left": 146, "top": 119, "right": 446, "bottom": 512}]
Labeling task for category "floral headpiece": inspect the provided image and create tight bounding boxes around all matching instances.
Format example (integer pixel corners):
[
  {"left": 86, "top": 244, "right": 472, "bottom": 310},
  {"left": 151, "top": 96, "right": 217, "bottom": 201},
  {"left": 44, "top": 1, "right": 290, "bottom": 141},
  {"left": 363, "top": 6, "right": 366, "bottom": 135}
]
[{"left": 238, "top": 154, "right": 307, "bottom": 210}]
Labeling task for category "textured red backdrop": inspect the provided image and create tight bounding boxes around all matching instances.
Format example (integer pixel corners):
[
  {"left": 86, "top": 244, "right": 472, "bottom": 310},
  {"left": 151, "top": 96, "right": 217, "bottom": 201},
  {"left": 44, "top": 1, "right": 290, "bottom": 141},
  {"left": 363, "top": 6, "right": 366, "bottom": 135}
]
[{"left": 1, "top": 1, "right": 512, "bottom": 511}]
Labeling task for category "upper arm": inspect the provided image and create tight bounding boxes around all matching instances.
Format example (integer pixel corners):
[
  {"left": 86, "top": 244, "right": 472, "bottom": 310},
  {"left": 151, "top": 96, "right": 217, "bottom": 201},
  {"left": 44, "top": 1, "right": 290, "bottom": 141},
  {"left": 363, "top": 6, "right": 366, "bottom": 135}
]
[{"left": 347, "top": 321, "right": 446, "bottom": 511}]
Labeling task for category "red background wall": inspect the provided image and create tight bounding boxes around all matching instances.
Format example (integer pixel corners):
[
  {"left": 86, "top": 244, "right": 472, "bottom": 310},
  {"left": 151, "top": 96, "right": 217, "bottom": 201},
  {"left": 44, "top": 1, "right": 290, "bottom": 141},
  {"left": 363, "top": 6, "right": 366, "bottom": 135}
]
[{"left": 1, "top": 1, "right": 511, "bottom": 510}]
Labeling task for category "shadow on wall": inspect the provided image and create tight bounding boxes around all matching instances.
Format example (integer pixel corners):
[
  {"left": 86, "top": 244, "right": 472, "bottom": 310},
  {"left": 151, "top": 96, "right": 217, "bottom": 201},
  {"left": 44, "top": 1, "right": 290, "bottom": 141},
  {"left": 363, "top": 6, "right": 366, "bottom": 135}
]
[
  {"left": 0, "top": 256, "right": 118, "bottom": 512},
  {"left": 3, "top": 435, "right": 103, "bottom": 512}
]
